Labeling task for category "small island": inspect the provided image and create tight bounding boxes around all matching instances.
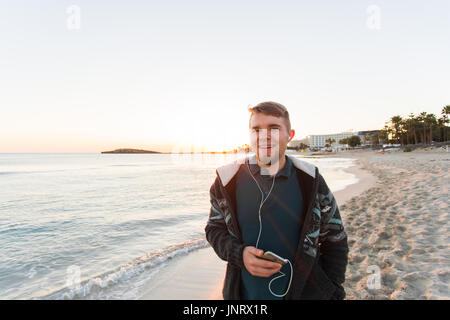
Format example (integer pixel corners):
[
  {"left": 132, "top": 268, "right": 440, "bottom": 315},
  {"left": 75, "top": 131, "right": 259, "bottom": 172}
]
[{"left": 101, "top": 148, "right": 163, "bottom": 154}]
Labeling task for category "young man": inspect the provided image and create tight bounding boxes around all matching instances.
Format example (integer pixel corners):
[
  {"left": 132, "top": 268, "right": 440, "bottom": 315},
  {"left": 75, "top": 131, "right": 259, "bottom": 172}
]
[{"left": 205, "top": 101, "right": 348, "bottom": 300}]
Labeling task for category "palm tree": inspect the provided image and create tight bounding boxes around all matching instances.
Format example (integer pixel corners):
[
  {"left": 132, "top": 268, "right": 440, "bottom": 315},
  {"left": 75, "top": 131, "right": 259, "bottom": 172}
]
[
  {"left": 399, "top": 118, "right": 410, "bottom": 145},
  {"left": 425, "top": 113, "right": 437, "bottom": 144},
  {"left": 390, "top": 115, "right": 403, "bottom": 144},
  {"left": 407, "top": 113, "right": 420, "bottom": 145},
  {"left": 437, "top": 117, "right": 445, "bottom": 142},
  {"left": 442, "top": 106, "right": 450, "bottom": 142},
  {"left": 325, "top": 138, "right": 336, "bottom": 151},
  {"left": 379, "top": 125, "right": 391, "bottom": 145},
  {"left": 418, "top": 112, "right": 428, "bottom": 144}
]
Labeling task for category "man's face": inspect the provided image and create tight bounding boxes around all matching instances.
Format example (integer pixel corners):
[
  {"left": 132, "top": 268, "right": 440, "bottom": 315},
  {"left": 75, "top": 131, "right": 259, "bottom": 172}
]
[{"left": 249, "top": 112, "right": 293, "bottom": 165}]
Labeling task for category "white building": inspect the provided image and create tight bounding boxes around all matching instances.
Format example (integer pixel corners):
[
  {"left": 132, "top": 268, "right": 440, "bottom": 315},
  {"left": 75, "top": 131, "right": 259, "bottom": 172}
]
[{"left": 306, "top": 132, "right": 358, "bottom": 148}]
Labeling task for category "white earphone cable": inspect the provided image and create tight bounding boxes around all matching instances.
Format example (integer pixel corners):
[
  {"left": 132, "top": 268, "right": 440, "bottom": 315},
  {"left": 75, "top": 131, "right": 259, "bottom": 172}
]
[
  {"left": 268, "top": 260, "right": 293, "bottom": 298},
  {"left": 246, "top": 159, "right": 293, "bottom": 298}
]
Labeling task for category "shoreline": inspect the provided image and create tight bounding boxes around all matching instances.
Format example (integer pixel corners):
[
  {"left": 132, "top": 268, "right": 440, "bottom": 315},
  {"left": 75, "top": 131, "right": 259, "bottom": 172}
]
[
  {"left": 334, "top": 159, "right": 379, "bottom": 206},
  {"left": 138, "top": 156, "right": 377, "bottom": 300}
]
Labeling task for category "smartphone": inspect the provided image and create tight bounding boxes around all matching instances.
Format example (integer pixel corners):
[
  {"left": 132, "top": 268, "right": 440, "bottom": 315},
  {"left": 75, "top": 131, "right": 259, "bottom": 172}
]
[{"left": 260, "top": 251, "right": 288, "bottom": 265}]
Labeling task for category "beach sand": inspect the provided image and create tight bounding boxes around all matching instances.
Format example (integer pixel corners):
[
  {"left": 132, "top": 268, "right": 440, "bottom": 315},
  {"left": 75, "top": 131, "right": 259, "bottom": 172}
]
[
  {"left": 139, "top": 148, "right": 449, "bottom": 300},
  {"left": 339, "top": 149, "right": 449, "bottom": 299}
]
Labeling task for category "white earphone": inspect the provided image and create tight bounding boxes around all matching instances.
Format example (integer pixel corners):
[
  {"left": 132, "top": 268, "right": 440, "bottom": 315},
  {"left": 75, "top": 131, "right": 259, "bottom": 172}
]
[{"left": 246, "top": 158, "right": 293, "bottom": 298}]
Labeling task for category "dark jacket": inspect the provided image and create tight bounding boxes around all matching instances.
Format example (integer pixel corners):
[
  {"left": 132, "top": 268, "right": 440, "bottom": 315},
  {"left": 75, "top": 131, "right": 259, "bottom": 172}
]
[{"left": 204, "top": 155, "right": 349, "bottom": 300}]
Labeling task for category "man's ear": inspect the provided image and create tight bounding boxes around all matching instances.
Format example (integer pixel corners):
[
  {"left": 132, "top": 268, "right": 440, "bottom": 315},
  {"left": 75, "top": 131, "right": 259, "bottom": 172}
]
[{"left": 288, "top": 129, "right": 295, "bottom": 142}]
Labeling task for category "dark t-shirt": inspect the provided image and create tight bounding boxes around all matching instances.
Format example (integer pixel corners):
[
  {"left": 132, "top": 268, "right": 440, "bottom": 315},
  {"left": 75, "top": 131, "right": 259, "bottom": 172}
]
[{"left": 236, "top": 156, "right": 303, "bottom": 300}]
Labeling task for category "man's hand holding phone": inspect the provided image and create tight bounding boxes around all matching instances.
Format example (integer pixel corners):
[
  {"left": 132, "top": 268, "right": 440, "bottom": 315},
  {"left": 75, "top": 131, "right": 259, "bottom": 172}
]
[{"left": 242, "top": 246, "right": 282, "bottom": 278}]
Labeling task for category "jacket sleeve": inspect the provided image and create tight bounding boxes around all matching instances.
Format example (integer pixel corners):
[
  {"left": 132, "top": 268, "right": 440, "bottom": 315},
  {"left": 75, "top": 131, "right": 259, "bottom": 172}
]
[
  {"left": 317, "top": 173, "right": 349, "bottom": 299},
  {"left": 204, "top": 176, "right": 246, "bottom": 269}
]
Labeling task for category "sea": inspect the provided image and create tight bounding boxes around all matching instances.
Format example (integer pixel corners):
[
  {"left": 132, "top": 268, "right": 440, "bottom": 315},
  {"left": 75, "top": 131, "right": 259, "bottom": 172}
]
[{"left": 0, "top": 153, "right": 358, "bottom": 300}]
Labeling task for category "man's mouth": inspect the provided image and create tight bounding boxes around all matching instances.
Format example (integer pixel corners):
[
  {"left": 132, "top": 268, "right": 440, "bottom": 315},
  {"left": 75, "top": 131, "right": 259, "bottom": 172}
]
[{"left": 258, "top": 145, "right": 275, "bottom": 149}]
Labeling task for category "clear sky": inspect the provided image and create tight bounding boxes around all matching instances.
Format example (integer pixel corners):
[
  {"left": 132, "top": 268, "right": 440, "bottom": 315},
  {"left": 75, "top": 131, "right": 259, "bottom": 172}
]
[{"left": 1, "top": 0, "right": 449, "bottom": 153}]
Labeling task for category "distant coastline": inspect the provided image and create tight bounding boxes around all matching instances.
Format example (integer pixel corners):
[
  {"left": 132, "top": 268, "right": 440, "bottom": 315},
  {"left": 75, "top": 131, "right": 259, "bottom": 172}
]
[
  {"left": 101, "top": 148, "right": 251, "bottom": 154},
  {"left": 101, "top": 148, "right": 163, "bottom": 154}
]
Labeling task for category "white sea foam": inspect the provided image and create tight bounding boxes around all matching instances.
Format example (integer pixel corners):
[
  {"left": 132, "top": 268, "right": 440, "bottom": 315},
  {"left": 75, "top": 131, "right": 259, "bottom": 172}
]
[{"left": 35, "top": 238, "right": 209, "bottom": 300}]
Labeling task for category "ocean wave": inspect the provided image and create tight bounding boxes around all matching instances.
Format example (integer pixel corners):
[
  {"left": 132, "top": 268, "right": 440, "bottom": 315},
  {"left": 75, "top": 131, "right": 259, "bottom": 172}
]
[
  {"left": 111, "top": 214, "right": 201, "bottom": 232},
  {"left": 109, "top": 164, "right": 147, "bottom": 167},
  {"left": 0, "top": 167, "right": 101, "bottom": 175},
  {"left": 33, "top": 238, "right": 210, "bottom": 300},
  {"left": 0, "top": 171, "right": 31, "bottom": 175}
]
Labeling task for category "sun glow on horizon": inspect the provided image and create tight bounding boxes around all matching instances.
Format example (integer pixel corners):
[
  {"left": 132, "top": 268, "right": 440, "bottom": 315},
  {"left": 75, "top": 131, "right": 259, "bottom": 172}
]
[{"left": 1, "top": 2, "right": 449, "bottom": 153}]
